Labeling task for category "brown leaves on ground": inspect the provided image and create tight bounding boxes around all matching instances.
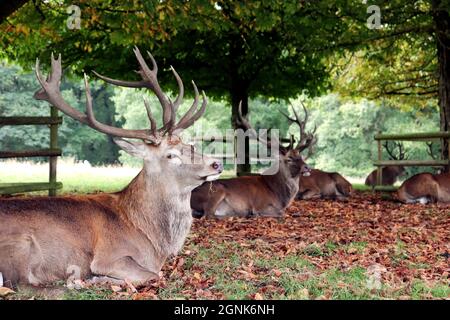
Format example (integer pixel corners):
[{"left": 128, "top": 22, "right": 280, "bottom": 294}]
[
  {"left": 197, "top": 192, "right": 447, "bottom": 276},
  {"left": 130, "top": 192, "right": 449, "bottom": 300}
]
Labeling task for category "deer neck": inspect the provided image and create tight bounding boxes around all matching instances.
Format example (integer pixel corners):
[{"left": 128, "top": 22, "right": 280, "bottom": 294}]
[
  {"left": 262, "top": 166, "right": 299, "bottom": 208},
  {"left": 117, "top": 168, "right": 193, "bottom": 258}
]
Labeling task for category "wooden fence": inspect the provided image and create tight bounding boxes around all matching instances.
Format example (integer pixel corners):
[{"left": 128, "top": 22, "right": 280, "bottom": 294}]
[
  {"left": 0, "top": 106, "right": 63, "bottom": 196},
  {"left": 193, "top": 134, "right": 294, "bottom": 175},
  {"left": 373, "top": 131, "right": 450, "bottom": 191}
]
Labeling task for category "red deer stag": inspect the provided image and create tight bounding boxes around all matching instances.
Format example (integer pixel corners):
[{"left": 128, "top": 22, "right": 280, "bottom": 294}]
[
  {"left": 365, "top": 141, "right": 407, "bottom": 188},
  {"left": 190, "top": 103, "right": 311, "bottom": 219},
  {"left": 0, "top": 48, "right": 223, "bottom": 286},
  {"left": 280, "top": 105, "right": 353, "bottom": 201},
  {"left": 397, "top": 172, "right": 450, "bottom": 204}
]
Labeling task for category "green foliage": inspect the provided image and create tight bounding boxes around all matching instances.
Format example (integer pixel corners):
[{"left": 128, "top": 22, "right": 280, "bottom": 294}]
[
  {"left": 287, "top": 94, "right": 439, "bottom": 177},
  {"left": 0, "top": 0, "right": 357, "bottom": 105},
  {"left": 0, "top": 63, "right": 121, "bottom": 165}
]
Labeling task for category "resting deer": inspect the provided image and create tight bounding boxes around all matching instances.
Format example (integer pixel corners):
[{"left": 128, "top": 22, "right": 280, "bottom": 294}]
[
  {"left": 298, "top": 170, "right": 353, "bottom": 201},
  {"left": 280, "top": 104, "right": 353, "bottom": 201},
  {"left": 190, "top": 103, "right": 311, "bottom": 219},
  {"left": 365, "top": 141, "right": 407, "bottom": 188},
  {"left": 0, "top": 48, "right": 223, "bottom": 286},
  {"left": 397, "top": 172, "right": 450, "bottom": 204}
]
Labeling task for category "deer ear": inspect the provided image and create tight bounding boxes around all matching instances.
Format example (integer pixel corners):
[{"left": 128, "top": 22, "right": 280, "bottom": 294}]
[{"left": 113, "top": 138, "right": 147, "bottom": 158}]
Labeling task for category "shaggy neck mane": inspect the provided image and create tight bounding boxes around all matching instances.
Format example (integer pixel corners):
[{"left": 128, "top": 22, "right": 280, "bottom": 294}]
[{"left": 116, "top": 168, "right": 193, "bottom": 258}]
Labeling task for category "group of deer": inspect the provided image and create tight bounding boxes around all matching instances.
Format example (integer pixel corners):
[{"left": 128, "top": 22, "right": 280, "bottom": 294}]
[
  {"left": 0, "top": 49, "right": 449, "bottom": 287},
  {"left": 365, "top": 141, "right": 450, "bottom": 204}
]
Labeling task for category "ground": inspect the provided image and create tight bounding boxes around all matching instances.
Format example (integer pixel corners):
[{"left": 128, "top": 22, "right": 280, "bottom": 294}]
[{"left": 3, "top": 191, "right": 448, "bottom": 300}]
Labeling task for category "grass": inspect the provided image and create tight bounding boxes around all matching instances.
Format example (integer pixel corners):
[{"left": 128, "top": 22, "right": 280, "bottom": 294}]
[
  {"left": 1, "top": 160, "right": 448, "bottom": 300},
  {"left": 0, "top": 158, "right": 235, "bottom": 195}
]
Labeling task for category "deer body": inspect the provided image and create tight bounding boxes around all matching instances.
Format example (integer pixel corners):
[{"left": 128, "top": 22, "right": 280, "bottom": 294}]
[
  {"left": 0, "top": 168, "right": 201, "bottom": 285},
  {"left": 0, "top": 48, "right": 222, "bottom": 285},
  {"left": 191, "top": 155, "right": 306, "bottom": 218},
  {"left": 298, "top": 169, "right": 352, "bottom": 200},
  {"left": 365, "top": 142, "right": 407, "bottom": 188},
  {"left": 365, "top": 166, "right": 405, "bottom": 187},
  {"left": 191, "top": 102, "right": 312, "bottom": 219},
  {"left": 397, "top": 172, "right": 450, "bottom": 204}
]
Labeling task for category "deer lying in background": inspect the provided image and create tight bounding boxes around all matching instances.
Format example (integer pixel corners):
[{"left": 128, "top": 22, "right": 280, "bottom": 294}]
[
  {"left": 279, "top": 104, "right": 353, "bottom": 201},
  {"left": 397, "top": 141, "right": 450, "bottom": 203},
  {"left": 397, "top": 172, "right": 450, "bottom": 204},
  {"left": 365, "top": 141, "right": 407, "bottom": 188},
  {"left": 0, "top": 48, "right": 222, "bottom": 286},
  {"left": 298, "top": 170, "right": 353, "bottom": 201},
  {"left": 190, "top": 103, "right": 312, "bottom": 219}
]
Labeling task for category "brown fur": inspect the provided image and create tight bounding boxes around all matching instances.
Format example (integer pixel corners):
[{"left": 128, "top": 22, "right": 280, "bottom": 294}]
[
  {"left": 365, "top": 166, "right": 405, "bottom": 187},
  {"left": 298, "top": 169, "right": 352, "bottom": 201},
  {"left": 0, "top": 139, "right": 222, "bottom": 286},
  {"left": 191, "top": 149, "right": 309, "bottom": 218},
  {"left": 397, "top": 172, "right": 450, "bottom": 204}
]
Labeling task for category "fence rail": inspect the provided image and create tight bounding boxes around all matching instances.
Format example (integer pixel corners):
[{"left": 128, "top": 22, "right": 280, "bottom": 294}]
[
  {"left": 0, "top": 106, "right": 62, "bottom": 196},
  {"left": 194, "top": 134, "right": 294, "bottom": 175},
  {"left": 373, "top": 131, "right": 450, "bottom": 192}
]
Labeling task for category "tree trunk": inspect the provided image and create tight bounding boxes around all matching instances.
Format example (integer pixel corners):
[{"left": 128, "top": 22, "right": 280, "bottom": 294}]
[
  {"left": 230, "top": 78, "right": 251, "bottom": 176},
  {"left": 433, "top": 1, "right": 450, "bottom": 171}
]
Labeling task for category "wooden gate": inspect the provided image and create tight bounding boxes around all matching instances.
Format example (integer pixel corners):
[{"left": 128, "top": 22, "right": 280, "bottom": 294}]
[
  {"left": 0, "top": 106, "right": 63, "bottom": 196},
  {"left": 373, "top": 131, "right": 450, "bottom": 191}
]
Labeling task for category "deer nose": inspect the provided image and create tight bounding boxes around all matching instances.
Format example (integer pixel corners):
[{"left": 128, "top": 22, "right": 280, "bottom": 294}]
[{"left": 212, "top": 161, "right": 223, "bottom": 173}]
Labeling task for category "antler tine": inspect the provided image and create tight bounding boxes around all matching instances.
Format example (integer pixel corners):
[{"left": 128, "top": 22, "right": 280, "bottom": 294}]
[
  {"left": 426, "top": 141, "right": 438, "bottom": 160},
  {"left": 175, "top": 81, "right": 200, "bottom": 130},
  {"left": 288, "top": 102, "right": 316, "bottom": 153},
  {"left": 143, "top": 97, "right": 157, "bottom": 136},
  {"left": 92, "top": 70, "right": 148, "bottom": 88},
  {"left": 397, "top": 142, "right": 406, "bottom": 160},
  {"left": 133, "top": 47, "right": 173, "bottom": 129},
  {"left": 83, "top": 74, "right": 155, "bottom": 141},
  {"left": 176, "top": 90, "right": 207, "bottom": 130},
  {"left": 35, "top": 55, "right": 157, "bottom": 142},
  {"left": 170, "top": 66, "right": 184, "bottom": 111},
  {"left": 383, "top": 141, "right": 396, "bottom": 160},
  {"left": 189, "top": 91, "right": 208, "bottom": 123},
  {"left": 238, "top": 101, "right": 279, "bottom": 147},
  {"left": 279, "top": 109, "right": 296, "bottom": 123},
  {"left": 34, "top": 55, "right": 89, "bottom": 125},
  {"left": 237, "top": 101, "right": 253, "bottom": 132}
]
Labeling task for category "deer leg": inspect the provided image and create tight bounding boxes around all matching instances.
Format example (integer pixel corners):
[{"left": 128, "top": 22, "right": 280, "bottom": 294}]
[
  {"left": 300, "top": 189, "right": 321, "bottom": 200},
  {"left": 90, "top": 256, "right": 158, "bottom": 286},
  {"left": 202, "top": 189, "right": 227, "bottom": 218}
]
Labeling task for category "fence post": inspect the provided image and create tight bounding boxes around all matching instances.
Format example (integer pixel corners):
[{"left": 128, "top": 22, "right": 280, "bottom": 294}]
[
  {"left": 447, "top": 136, "right": 450, "bottom": 172},
  {"left": 49, "top": 106, "right": 59, "bottom": 196},
  {"left": 376, "top": 137, "right": 382, "bottom": 188}
]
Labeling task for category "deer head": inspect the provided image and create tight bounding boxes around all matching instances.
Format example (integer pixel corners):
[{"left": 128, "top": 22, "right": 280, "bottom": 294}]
[
  {"left": 236, "top": 102, "right": 311, "bottom": 178},
  {"left": 34, "top": 47, "right": 223, "bottom": 192}
]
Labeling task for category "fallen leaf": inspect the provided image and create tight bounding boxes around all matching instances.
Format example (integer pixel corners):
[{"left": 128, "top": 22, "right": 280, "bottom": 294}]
[{"left": 0, "top": 287, "right": 15, "bottom": 297}]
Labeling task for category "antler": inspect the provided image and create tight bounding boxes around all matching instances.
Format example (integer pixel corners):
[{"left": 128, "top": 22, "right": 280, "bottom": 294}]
[
  {"left": 280, "top": 101, "right": 317, "bottom": 156},
  {"left": 34, "top": 53, "right": 155, "bottom": 142},
  {"left": 383, "top": 141, "right": 408, "bottom": 160},
  {"left": 93, "top": 47, "right": 207, "bottom": 133},
  {"left": 34, "top": 48, "right": 207, "bottom": 143},
  {"left": 426, "top": 141, "right": 442, "bottom": 160},
  {"left": 236, "top": 101, "right": 280, "bottom": 148}
]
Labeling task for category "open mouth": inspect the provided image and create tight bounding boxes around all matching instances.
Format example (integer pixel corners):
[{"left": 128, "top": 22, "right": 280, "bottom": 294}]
[{"left": 199, "top": 173, "right": 221, "bottom": 181}]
